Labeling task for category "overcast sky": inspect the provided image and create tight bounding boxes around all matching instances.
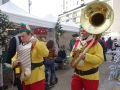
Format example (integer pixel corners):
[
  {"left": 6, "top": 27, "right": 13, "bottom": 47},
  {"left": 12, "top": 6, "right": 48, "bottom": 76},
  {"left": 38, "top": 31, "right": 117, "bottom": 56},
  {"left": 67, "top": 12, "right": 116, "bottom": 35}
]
[{"left": 10, "top": 0, "right": 59, "bottom": 18}]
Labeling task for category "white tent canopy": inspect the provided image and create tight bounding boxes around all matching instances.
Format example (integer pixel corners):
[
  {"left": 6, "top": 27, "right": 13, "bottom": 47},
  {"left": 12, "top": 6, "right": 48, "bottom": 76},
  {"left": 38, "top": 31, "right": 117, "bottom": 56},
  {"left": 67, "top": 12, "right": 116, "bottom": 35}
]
[
  {"left": 42, "top": 14, "right": 79, "bottom": 32},
  {"left": 0, "top": 1, "right": 79, "bottom": 32},
  {"left": 0, "top": 1, "right": 37, "bottom": 19},
  {"left": 42, "top": 14, "right": 58, "bottom": 22},
  {"left": 63, "top": 20, "right": 79, "bottom": 27},
  {"left": 61, "top": 24, "right": 79, "bottom": 32},
  {"left": 61, "top": 20, "right": 79, "bottom": 32},
  {"left": 0, "top": 1, "right": 55, "bottom": 28}
]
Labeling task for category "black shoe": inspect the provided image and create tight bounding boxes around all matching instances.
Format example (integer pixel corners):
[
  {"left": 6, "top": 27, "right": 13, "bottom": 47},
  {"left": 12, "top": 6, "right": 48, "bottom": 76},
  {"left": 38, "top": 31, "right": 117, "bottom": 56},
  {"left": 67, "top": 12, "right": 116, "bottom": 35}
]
[
  {"left": 45, "top": 83, "right": 49, "bottom": 90},
  {"left": 45, "top": 74, "right": 48, "bottom": 82},
  {"left": 49, "top": 82, "right": 54, "bottom": 88},
  {"left": 14, "top": 81, "right": 16, "bottom": 86},
  {"left": 45, "top": 79, "right": 48, "bottom": 82},
  {"left": 49, "top": 84, "right": 54, "bottom": 88}
]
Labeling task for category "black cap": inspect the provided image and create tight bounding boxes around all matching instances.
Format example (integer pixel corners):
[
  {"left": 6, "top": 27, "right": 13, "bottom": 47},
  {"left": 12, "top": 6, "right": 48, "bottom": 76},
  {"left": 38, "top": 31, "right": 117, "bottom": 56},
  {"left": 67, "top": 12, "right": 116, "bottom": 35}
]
[{"left": 72, "top": 34, "right": 78, "bottom": 37}]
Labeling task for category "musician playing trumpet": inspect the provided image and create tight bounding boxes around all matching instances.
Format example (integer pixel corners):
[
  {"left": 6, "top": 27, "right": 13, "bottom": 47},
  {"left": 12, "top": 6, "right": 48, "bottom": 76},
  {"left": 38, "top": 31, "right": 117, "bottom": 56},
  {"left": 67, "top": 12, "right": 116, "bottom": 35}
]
[
  {"left": 12, "top": 23, "right": 49, "bottom": 90},
  {"left": 70, "top": 26, "right": 104, "bottom": 90}
]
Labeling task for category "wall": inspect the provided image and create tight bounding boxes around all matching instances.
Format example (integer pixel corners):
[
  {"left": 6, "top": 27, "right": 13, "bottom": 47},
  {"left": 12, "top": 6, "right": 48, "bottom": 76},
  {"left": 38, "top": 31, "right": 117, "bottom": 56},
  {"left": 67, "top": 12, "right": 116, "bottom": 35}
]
[
  {"left": 0, "top": 0, "right": 9, "bottom": 5},
  {"left": 36, "top": 29, "right": 79, "bottom": 52},
  {"left": 2, "top": 0, "right": 9, "bottom": 4},
  {"left": 59, "top": 31, "right": 78, "bottom": 49},
  {"left": 0, "top": 0, "right": 2, "bottom": 5},
  {"left": 112, "top": 0, "right": 120, "bottom": 32}
]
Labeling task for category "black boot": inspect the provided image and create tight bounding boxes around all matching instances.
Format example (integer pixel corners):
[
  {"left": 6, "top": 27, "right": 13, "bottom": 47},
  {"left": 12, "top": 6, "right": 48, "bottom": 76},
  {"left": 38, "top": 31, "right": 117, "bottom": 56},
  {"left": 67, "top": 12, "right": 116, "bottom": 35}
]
[
  {"left": 49, "top": 82, "right": 54, "bottom": 88},
  {"left": 45, "top": 74, "right": 48, "bottom": 82}
]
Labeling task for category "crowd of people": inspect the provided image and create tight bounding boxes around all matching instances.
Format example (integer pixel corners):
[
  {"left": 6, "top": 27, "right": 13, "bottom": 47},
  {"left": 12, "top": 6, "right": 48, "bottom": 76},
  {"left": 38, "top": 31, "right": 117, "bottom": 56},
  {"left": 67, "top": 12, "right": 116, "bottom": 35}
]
[{"left": 99, "top": 37, "right": 119, "bottom": 61}]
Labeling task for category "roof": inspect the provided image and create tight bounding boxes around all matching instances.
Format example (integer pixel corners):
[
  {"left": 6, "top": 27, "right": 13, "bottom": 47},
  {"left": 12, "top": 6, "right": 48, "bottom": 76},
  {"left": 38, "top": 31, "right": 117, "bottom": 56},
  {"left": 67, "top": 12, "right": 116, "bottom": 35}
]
[
  {"left": 0, "top": 1, "right": 38, "bottom": 19},
  {"left": 42, "top": 14, "right": 58, "bottom": 22},
  {"left": 63, "top": 20, "right": 79, "bottom": 27}
]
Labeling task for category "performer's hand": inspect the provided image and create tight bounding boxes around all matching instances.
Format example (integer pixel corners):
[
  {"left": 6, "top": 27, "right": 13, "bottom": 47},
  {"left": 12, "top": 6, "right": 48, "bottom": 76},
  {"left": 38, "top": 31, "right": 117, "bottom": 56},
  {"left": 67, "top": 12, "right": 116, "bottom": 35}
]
[
  {"left": 13, "top": 60, "right": 20, "bottom": 67},
  {"left": 31, "top": 34, "right": 37, "bottom": 45},
  {"left": 79, "top": 53, "right": 86, "bottom": 60}
]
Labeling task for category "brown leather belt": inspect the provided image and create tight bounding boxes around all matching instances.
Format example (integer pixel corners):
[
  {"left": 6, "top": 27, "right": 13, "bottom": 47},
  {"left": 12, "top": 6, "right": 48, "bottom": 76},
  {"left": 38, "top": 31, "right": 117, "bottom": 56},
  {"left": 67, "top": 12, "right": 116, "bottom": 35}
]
[{"left": 75, "top": 67, "right": 98, "bottom": 76}]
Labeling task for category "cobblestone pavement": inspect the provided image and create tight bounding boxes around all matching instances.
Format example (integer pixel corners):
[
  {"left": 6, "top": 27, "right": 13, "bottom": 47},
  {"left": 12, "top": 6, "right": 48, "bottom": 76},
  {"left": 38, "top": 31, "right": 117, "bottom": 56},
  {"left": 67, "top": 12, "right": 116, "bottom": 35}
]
[{"left": 3, "top": 55, "right": 120, "bottom": 90}]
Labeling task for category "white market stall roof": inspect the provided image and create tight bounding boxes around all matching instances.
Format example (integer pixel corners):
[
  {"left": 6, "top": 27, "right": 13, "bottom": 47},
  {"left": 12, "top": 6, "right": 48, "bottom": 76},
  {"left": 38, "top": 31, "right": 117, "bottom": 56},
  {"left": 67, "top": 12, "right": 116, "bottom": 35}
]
[
  {"left": 0, "top": 1, "right": 55, "bottom": 28},
  {"left": 61, "top": 20, "right": 79, "bottom": 32},
  {"left": 0, "top": 1, "right": 37, "bottom": 19},
  {"left": 61, "top": 24, "right": 79, "bottom": 32},
  {"left": 0, "top": 1, "right": 79, "bottom": 32},
  {"left": 42, "top": 14, "right": 58, "bottom": 22},
  {"left": 64, "top": 20, "right": 79, "bottom": 27},
  {"left": 42, "top": 14, "right": 79, "bottom": 32}
]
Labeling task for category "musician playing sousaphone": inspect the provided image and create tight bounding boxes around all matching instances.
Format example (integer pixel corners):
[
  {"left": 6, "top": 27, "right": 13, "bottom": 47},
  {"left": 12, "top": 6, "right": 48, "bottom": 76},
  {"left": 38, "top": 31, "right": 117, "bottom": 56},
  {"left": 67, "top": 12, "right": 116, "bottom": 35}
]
[
  {"left": 12, "top": 23, "right": 49, "bottom": 90},
  {"left": 70, "top": 0, "right": 114, "bottom": 89},
  {"left": 70, "top": 25, "right": 104, "bottom": 90}
]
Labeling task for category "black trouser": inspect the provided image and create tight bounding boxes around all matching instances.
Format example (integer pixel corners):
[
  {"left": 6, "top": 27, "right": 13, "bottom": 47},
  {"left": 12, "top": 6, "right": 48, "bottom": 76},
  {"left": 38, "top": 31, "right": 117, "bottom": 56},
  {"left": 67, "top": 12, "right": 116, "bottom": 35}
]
[
  {"left": 15, "top": 76, "right": 23, "bottom": 90},
  {"left": 103, "top": 52, "right": 107, "bottom": 61},
  {"left": 13, "top": 69, "right": 23, "bottom": 90}
]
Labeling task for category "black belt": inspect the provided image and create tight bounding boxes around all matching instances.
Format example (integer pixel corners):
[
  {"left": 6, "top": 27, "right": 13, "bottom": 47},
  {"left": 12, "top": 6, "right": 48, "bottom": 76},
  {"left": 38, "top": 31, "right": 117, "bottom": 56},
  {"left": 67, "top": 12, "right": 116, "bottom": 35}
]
[
  {"left": 31, "top": 62, "right": 43, "bottom": 70},
  {"left": 75, "top": 67, "right": 98, "bottom": 76}
]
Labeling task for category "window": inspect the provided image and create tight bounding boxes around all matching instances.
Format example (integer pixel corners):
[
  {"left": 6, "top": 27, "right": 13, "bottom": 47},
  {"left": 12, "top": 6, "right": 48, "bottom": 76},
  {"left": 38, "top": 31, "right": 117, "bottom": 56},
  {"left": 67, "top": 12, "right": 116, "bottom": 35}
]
[
  {"left": 66, "top": 7, "right": 68, "bottom": 10},
  {"left": 73, "top": 12, "right": 77, "bottom": 17},
  {"left": 77, "top": 11, "right": 81, "bottom": 16},
  {"left": 77, "top": 1, "right": 79, "bottom": 5},
  {"left": 66, "top": 19, "right": 69, "bottom": 22},
  {"left": 66, "top": 1, "right": 68, "bottom": 4},
  {"left": 73, "top": 18, "right": 76, "bottom": 22},
  {"left": 76, "top": 18, "right": 80, "bottom": 22},
  {"left": 61, "top": 17, "right": 66, "bottom": 21},
  {"left": 66, "top": 14, "right": 69, "bottom": 18},
  {"left": 69, "top": 14, "right": 72, "bottom": 18}
]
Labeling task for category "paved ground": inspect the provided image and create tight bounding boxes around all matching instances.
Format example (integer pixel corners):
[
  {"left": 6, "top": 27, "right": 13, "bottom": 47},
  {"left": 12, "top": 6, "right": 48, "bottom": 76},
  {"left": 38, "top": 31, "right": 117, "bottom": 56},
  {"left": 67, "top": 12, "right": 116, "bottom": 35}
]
[{"left": 2, "top": 55, "right": 120, "bottom": 90}]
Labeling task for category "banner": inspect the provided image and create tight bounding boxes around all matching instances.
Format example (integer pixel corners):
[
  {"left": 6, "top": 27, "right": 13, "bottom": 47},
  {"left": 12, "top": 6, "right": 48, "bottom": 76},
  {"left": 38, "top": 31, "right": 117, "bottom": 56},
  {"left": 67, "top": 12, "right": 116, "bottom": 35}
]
[{"left": 34, "top": 28, "right": 48, "bottom": 34}]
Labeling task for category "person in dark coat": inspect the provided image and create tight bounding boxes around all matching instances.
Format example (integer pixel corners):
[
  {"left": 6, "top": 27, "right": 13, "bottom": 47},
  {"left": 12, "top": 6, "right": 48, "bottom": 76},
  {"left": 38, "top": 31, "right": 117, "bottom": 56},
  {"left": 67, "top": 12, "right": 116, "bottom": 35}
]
[
  {"left": 58, "top": 45, "right": 66, "bottom": 59},
  {"left": 69, "top": 34, "right": 78, "bottom": 52},
  {"left": 7, "top": 35, "right": 21, "bottom": 64},
  {"left": 6, "top": 34, "right": 23, "bottom": 90},
  {"left": 102, "top": 37, "right": 107, "bottom": 61},
  {"left": 98, "top": 39, "right": 104, "bottom": 49},
  {"left": 106, "top": 37, "right": 113, "bottom": 51}
]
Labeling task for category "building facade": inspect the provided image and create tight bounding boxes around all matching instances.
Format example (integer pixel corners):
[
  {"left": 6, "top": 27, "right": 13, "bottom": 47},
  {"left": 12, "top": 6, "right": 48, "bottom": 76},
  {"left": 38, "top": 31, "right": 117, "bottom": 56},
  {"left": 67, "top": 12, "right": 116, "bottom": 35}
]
[
  {"left": 58, "top": 0, "right": 86, "bottom": 25},
  {"left": 0, "top": 0, "right": 9, "bottom": 5},
  {"left": 112, "top": 0, "right": 120, "bottom": 32},
  {"left": 58, "top": 0, "right": 113, "bottom": 34}
]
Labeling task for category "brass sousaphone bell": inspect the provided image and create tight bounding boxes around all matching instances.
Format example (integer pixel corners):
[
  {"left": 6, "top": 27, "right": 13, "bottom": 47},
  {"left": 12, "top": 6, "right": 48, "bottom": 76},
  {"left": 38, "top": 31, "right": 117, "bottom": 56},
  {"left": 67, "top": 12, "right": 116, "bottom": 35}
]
[
  {"left": 70, "top": 1, "right": 114, "bottom": 68},
  {"left": 80, "top": 1, "right": 114, "bottom": 34}
]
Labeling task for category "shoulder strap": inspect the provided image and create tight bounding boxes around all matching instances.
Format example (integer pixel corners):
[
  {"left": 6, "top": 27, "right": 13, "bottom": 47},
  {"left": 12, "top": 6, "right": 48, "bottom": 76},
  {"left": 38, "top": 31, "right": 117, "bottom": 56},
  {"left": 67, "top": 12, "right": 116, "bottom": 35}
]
[{"left": 14, "top": 35, "right": 20, "bottom": 48}]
